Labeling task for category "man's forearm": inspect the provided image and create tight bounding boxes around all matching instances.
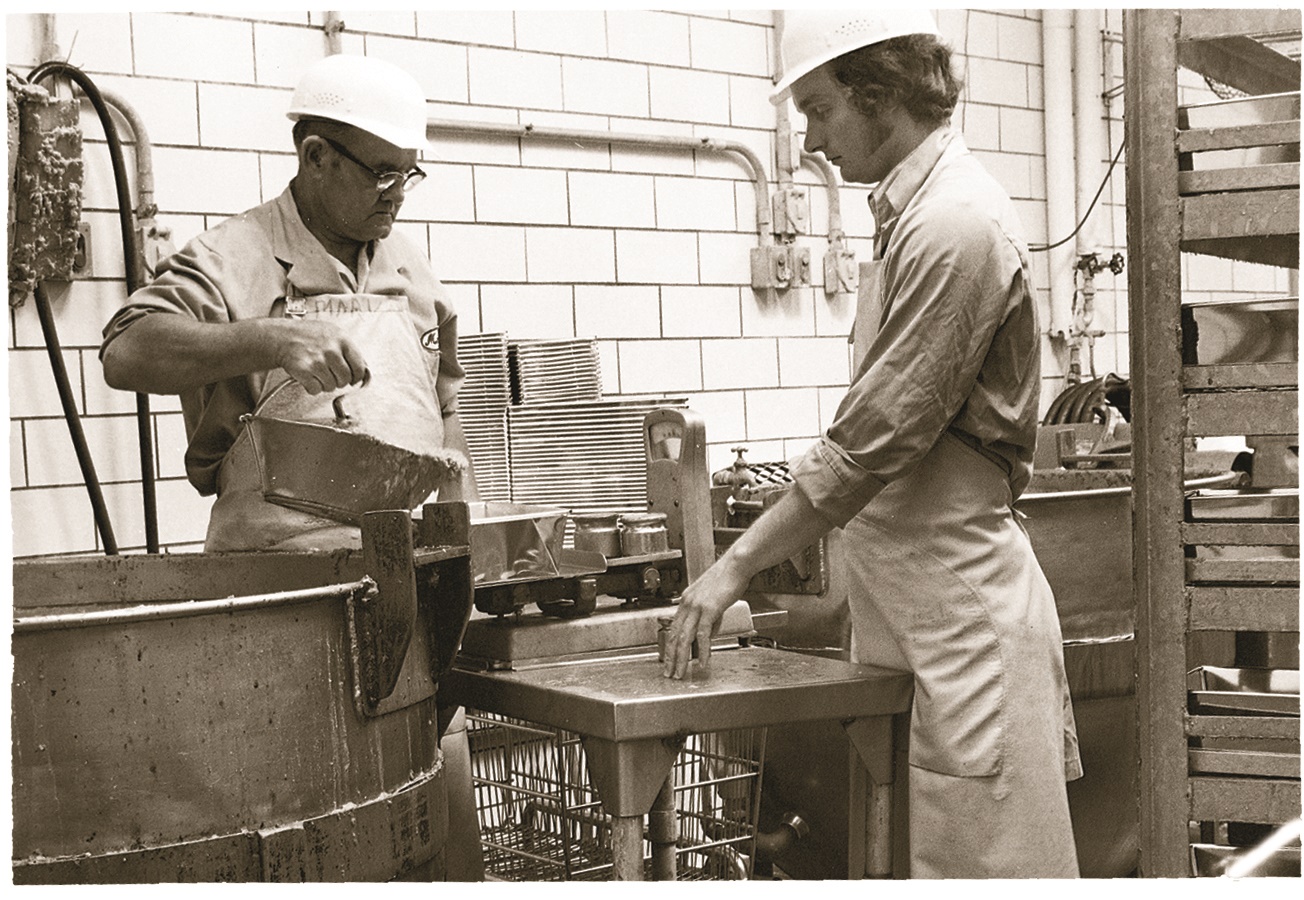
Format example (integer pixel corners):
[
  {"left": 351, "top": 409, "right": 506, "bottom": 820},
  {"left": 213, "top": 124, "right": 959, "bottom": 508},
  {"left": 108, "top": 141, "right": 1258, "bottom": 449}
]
[
  {"left": 102, "top": 314, "right": 285, "bottom": 395},
  {"left": 721, "top": 484, "right": 832, "bottom": 580}
]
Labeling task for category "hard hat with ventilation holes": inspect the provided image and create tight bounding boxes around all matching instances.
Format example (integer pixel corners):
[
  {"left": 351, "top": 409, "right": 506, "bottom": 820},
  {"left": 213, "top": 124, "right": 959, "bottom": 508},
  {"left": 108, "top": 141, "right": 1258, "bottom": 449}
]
[
  {"left": 770, "top": 10, "right": 942, "bottom": 105},
  {"left": 287, "top": 53, "right": 432, "bottom": 152}
]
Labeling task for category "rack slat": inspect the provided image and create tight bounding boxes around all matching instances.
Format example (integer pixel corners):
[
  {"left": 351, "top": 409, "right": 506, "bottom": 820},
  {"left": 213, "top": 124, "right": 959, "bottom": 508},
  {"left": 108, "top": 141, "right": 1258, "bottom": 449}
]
[
  {"left": 1177, "top": 120, "right": 1301, "bottom": 155},
  {"left": 1187, "top": 585, "right": 1301, "bottom": 631},
  {"left": 1182, "top": 522, "right": 1300, "bottom": 546},
  {"left": 1186, "top": 558, "right": 1300, "bottom": 585},
  {"left": 1179, "top": 9, "right": 1302, "bottom": 42},
  {"left": 1188, "top": 715, "right": 1301, "bottom": 740},
  {"left": 1178, "top": 163, "right": 1299, "bottom": 195},
  {"left": 1185, "top": 390, "right": 1299, "bottom": 437},
  {"left": 1184, "top": 363, "right": 1298, "bottom": 391},
  {"left": 1181, "top": 189, "right": 1300, "bottom": 241},
  {"left": 1189, "top": 776, "right": 1302, "bottom": 824}
]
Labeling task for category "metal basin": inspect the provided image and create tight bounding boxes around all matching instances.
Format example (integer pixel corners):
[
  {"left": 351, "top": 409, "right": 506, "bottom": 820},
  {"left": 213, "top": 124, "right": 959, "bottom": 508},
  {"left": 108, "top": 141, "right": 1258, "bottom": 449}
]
[{"left": 10, "top": 551, "right": 458, "bottom": 883}]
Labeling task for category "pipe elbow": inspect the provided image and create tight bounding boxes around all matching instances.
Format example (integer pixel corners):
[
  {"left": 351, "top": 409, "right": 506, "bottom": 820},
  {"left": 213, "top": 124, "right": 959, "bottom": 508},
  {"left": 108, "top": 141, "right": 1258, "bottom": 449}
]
[{"left": 754, "top": 811, "right": 810, "bottom": 860}]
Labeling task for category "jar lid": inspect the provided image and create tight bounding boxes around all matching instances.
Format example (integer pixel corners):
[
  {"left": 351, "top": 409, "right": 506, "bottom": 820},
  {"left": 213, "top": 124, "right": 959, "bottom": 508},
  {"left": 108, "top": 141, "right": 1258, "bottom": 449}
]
[
  {"left": 620, "top": 512, "right": 667, "bottom": 527},
  {"left": 572, "top": 512, "right": 620, "bottom": 525}
]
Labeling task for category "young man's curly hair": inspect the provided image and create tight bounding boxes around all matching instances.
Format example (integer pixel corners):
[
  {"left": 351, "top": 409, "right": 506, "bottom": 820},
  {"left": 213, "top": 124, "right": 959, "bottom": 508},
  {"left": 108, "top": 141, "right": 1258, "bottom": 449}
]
[{"left": 831, "top": 34, "right": 963, "bottom": 127}]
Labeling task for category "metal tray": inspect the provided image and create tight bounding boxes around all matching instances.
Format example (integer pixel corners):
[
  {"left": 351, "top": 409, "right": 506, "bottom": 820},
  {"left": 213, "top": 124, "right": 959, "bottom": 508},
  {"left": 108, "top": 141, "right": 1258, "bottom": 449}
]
[
  {"left": 1188, "top": 666, "right": 1300, "bottom": 716},
  {"left": 469, "top": 502, "right": 574, "bottom": 587},
  {"left": 1181, "top": 296, "right": 1298, "bottom": 366},
  {"left": 1186, "top": 488, "right": 1299, "bottom": 522},
  {"left": 1191, "top": 843, "right": 1300, "bottom": 878}
]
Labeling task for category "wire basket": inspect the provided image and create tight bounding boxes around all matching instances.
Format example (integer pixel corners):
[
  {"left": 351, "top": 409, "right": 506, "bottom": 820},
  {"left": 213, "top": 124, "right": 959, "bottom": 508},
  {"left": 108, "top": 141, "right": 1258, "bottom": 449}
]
[{"left": 467, "top": 710, "right": 766, "bottom": 881}]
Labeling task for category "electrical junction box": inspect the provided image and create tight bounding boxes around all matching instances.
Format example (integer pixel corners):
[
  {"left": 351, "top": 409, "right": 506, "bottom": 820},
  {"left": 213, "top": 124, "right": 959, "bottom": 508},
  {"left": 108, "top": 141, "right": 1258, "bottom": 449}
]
[
  {"left": 8, "top": 77, "right": 84, "bottom": 306},
  {"left": 751, "top": 244, "right": 811, "bottom": 291},
  {"left": 771, "top": 187, "right": 810, "bottom": 238},
  {"left": 823, "top": 244, "right": 858, "bottom": 297}
]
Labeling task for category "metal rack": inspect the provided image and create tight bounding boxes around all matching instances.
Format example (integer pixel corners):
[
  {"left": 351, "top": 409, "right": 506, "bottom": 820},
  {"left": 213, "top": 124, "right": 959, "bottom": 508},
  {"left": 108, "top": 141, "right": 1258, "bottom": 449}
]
[
  {"left": 467, "top": 711, "right": 765, "bottom": 881},
  {"left": 1124, "top": 8, "right": 1301, "bottom": 878}
]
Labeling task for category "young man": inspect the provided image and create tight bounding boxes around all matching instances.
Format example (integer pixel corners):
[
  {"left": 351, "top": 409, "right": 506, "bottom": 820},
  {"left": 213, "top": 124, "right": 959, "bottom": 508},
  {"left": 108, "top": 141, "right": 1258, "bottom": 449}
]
[{"left": 662, "top": 11, "right": 1081, "bottom": 878}]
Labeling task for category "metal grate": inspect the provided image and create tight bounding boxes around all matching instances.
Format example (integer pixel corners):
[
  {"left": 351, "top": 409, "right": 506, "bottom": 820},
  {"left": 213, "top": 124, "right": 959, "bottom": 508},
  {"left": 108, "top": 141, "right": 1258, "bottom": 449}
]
[{"left": 467, "top": 710, "right": 765, "bottom": 881}]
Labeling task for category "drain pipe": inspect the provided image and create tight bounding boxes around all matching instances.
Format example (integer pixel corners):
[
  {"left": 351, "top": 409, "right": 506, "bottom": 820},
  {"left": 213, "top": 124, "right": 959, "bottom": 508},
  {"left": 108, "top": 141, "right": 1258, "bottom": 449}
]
[
  {"left": 1041, "top": 10, "right": 1078, "bottom": 380},
  {"left": 323, "top": 11, "right": 345, "bottom": 55},
  {"left": 426, "top": 118, "right": 773, "bottom": 245},
  {"left": 1072, "top": 9, "right": 1109, "bottom": 379}
]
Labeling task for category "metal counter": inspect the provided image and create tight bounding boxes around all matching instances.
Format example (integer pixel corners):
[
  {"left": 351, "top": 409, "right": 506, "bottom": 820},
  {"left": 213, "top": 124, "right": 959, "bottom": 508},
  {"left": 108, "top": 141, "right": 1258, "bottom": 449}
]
[{"left": 442, "top": 645, "right": 913, "bottom": 880}]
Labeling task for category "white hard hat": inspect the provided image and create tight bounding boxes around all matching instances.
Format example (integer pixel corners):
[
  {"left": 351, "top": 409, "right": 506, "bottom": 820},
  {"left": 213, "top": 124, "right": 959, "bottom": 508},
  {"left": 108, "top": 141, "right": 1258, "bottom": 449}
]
[
  {"left": 771, "top": 10, "right": 942, "bottom": 104},
  {"left": 287, "top": 53, "right": 432, "bottom": 152}
]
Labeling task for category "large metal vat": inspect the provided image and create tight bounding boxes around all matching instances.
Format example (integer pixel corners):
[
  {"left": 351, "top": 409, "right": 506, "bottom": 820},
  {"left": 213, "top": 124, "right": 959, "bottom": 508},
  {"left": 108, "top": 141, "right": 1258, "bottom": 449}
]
[{"left": 11, "top": 507, "right": 474, "bottom": 883}]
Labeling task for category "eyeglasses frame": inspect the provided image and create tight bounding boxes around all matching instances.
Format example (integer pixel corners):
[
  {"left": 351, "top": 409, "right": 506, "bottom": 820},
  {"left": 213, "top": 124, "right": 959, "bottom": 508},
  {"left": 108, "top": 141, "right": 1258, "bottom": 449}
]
[{"left": 319, "top": 135, "right": 426, "bottom": 194}]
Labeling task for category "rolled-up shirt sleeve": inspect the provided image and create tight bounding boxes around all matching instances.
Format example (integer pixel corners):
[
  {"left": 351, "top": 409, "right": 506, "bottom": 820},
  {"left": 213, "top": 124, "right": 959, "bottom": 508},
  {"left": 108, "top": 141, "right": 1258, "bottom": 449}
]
[{"left": 792, "top": 199, "right": 1026, "bottom": 529}]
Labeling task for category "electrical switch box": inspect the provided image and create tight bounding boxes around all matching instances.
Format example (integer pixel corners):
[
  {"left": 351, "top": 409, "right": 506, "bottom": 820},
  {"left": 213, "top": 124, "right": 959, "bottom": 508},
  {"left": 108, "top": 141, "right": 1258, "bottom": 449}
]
[
  {"left": 751, "top": 244, "right": 811, "bottom": 291},
  {"left": 771, "top": 187, "right": 810, "bottom": 239},
  {"left": 823, "top": 244, "right": 859, "bottom": 297},
  {"left": 8, "top": 81, "right": 84, "bottom": 305}
]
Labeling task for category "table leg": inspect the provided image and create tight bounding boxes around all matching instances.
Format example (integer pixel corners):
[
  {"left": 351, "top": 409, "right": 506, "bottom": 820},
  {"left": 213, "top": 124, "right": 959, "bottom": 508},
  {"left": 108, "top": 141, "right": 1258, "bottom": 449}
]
[
  {"left": 844, "top": 715, "right": 897, "bottom": 878},
  {"left": 648, "top": 773, "right": 677, "bottom": 880},
  {"left": 611, "top": 816, "right": 645, "bottom": 880}
]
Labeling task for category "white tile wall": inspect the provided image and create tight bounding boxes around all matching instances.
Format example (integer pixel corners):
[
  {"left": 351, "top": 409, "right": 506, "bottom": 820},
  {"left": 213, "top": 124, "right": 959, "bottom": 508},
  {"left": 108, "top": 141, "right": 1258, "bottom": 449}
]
[
  {"left": 660, "top": 286, "right": 742, "bottom": 338},
  {"left": 133, "top": 13, "right": 256, "bottom": 83},
  {"left": 575, "top": 286, "right": 662, "bottom": 338},
  {"left": 416, "top": 11, "right": 516, "bottom": 48},
  {"left": 615, "top": 230, "right": 700, "bottom": 285},
  {"left": 3, "top": 9, "right": 1258, "bottom": 557},
  {"left": 474, "top": 166, "right": 570, "bottom": 225},
  {"left": 563, "top": 58, "right": 649, "bottom": 118},
  {"left": 515, "top": 10, "right": 608, "bottom": 58},
  {"left": 468, "top": 46, "right": 563, "bottom": 111},
  {"left": 568, "top": 172, "right": 657, "bottom": 229},
  {"left": 618, "top": 340, "right": 703, "bottom": 394},
  {"left": 607, "top": 10, "right": 691, "bottom": 67},
  {"left": 479, "top": 284, "right": 575, "bottom": 339},
  {"left": 526, "top": 227, "right": 617, "bottom": 283}
]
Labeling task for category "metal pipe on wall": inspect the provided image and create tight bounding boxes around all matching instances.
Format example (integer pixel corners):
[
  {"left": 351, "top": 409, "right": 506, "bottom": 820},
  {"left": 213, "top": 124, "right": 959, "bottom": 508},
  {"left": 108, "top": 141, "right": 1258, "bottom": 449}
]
[
  {"left": 1072, "top": 9, "right": 1107, "bottom": 257},
  {"left": 1041, "top": 10, "right": 1077, "bottom": 347},
  {"left": 426, "top": 118, "right": 774, "bottom": 245}
]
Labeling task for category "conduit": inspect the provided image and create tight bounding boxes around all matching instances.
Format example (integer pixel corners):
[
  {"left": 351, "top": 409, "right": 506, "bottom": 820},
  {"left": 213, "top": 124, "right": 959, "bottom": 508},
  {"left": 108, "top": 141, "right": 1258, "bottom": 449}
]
[
  {"left": 29, "top": 60, "right": 159, "bottom": 554},
  {"left": 426, "top": 118, "right": 774, "bottom": 246},
  {"left": 1041, "top": 10, "right": 1077, "bottom": 346},
  {"left": 1072, "top": 9, "right": 1107, "bottom": 257}
]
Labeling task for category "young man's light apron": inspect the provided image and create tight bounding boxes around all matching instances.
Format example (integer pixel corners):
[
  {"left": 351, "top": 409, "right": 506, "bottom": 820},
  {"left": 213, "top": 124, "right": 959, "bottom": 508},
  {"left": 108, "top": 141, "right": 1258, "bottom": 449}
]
[
  {"left": 206, "top": 288, "right": 445, "bottom": 553},
  {"left": 847, "top": 261, "right": 1082, "bottom": 879}
]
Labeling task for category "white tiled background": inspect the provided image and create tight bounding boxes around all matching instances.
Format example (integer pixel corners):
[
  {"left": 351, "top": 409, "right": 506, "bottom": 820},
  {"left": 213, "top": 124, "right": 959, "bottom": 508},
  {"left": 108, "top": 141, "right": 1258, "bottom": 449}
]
[{"left": 6, "top": 9, "right": 1292, "bottom": 557}]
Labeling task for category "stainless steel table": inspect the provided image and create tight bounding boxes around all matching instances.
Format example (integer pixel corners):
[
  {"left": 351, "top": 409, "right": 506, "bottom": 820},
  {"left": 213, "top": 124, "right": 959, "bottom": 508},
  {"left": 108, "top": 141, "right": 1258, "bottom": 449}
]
[{"left": 442, "top": 645, "right": 913, "bottom": 880}]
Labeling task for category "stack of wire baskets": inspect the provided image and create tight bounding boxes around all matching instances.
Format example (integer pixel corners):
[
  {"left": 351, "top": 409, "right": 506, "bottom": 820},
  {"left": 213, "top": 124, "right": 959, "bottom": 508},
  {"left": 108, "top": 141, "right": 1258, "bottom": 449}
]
[{"left": 467, "top": 710, "right": 766, "bottom": 881}]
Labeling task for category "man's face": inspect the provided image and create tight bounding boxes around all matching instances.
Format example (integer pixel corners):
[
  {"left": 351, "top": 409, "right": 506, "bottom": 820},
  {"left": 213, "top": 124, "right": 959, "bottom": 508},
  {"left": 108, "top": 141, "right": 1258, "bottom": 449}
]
[
  {"left": 790, "top": 64, "right": 900, "bottom": 186},
  {"left": 311, "top": 126, "right": 418, "bottom": 244}
]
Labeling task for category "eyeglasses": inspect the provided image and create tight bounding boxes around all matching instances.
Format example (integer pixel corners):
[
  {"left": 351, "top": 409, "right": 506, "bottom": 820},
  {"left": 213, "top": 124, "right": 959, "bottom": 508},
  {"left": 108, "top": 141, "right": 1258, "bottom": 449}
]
[{"left": 320, "top": 136, "right": 426, "bottom": 194}]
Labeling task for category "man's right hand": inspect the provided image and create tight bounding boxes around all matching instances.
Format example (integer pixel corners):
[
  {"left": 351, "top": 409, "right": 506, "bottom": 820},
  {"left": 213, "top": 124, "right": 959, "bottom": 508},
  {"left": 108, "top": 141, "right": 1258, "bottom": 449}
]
[{"left": 273, "top": 319, "right": 369, "bottom": 395}]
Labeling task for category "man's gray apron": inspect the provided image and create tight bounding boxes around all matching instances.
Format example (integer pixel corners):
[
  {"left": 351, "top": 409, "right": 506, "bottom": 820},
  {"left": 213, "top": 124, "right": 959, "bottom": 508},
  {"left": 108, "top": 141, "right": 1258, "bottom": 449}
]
[
  {"left": 845, "top": 260, "right": 1082, "bottom": 878},
  {"left": 206, "top": 289, "right": 445, "bottom": 553}
]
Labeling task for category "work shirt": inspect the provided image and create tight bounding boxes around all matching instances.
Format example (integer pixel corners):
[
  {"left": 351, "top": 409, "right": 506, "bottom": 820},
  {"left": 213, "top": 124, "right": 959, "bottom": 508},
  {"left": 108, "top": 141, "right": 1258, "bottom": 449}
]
[
  {"left": 101, "top": 185, "right": 464, "bottom": 497},
  {"left": 791, "top": 127, "right": 1041, "bottom": 528}
]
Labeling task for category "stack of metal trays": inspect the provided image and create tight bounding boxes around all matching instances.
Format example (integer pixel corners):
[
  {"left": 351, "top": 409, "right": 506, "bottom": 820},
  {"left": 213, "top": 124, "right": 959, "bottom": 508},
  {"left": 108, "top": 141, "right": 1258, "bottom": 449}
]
[
  {"left": 507, "top": 396, "right": 688, "bottom": 539},
  {"left": 1188, "top": 666, "right": 1300, "bottom": 778},
  {"left": 457, "top": 333, "right": 513, "bottom": 501},
  {"left": 1181, "top": 296, "right": 1298, "bottom": 366},
  {"left": 509, "top": 338, "right": 603, "bottom": 406}
]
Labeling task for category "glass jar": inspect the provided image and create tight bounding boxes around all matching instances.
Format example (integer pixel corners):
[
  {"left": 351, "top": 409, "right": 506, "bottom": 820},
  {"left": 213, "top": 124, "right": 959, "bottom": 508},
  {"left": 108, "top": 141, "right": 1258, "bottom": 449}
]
[
  {"left": 618, "top": 512, "right": 669, "bottom": 557},
  {"left": 571, "top": 512, "right": 622, "bottom": 558}
]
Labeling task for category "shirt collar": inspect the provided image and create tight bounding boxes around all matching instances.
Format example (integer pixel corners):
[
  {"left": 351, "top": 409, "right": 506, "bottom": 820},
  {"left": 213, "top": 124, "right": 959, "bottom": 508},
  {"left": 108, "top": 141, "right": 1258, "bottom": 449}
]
[
  {"left": 868, "top": 125, "right": 958, "bottom": 248},
  {"left": 270, "top": 183, "right": 374, "bottom": 293}
]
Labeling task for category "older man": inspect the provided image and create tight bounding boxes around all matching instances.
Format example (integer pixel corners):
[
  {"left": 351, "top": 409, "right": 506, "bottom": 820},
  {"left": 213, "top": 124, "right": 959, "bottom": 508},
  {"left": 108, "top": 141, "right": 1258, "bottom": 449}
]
[{"left": 101, "top": 53, "right": 483, "bottom": 880}]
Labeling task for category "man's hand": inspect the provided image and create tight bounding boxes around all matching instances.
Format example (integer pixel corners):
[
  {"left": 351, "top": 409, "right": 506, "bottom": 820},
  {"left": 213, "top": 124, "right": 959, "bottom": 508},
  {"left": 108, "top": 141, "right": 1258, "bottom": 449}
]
[
  {"left": 662, "top": 556, "right": 750, "bottom": 680},
  {"left": 274, "top": 319, "right": 369, "bottom": 395}
]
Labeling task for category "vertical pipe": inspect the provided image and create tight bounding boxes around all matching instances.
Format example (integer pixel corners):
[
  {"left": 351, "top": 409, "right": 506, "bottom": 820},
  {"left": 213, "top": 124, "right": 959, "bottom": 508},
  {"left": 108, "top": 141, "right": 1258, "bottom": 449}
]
[
  {"left": 1041, "top": 11, "right": 1077, "bottom": 344},
  {"left": 1073, "top": 8, "right": 1107, "bottom": 256}
]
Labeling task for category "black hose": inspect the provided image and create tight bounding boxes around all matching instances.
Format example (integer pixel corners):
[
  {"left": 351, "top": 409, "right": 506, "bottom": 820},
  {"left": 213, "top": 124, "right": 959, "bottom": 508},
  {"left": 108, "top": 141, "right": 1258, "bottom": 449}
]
[
  {"left": 29, "top": 60, "right": 159, "bottom": 553},
  {"left": 32, "top": 283, "right": 118, "bottom": 554}
]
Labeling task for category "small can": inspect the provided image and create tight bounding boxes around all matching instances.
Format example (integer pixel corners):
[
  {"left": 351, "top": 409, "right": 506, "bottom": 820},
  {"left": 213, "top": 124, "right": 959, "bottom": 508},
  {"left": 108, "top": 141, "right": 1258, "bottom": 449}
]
[
  {"left": 619, "top": 512, "right": 669, "bottom": 557},
  {"left": 572, "top": 512, "right": 622, "bottom": 558}
]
